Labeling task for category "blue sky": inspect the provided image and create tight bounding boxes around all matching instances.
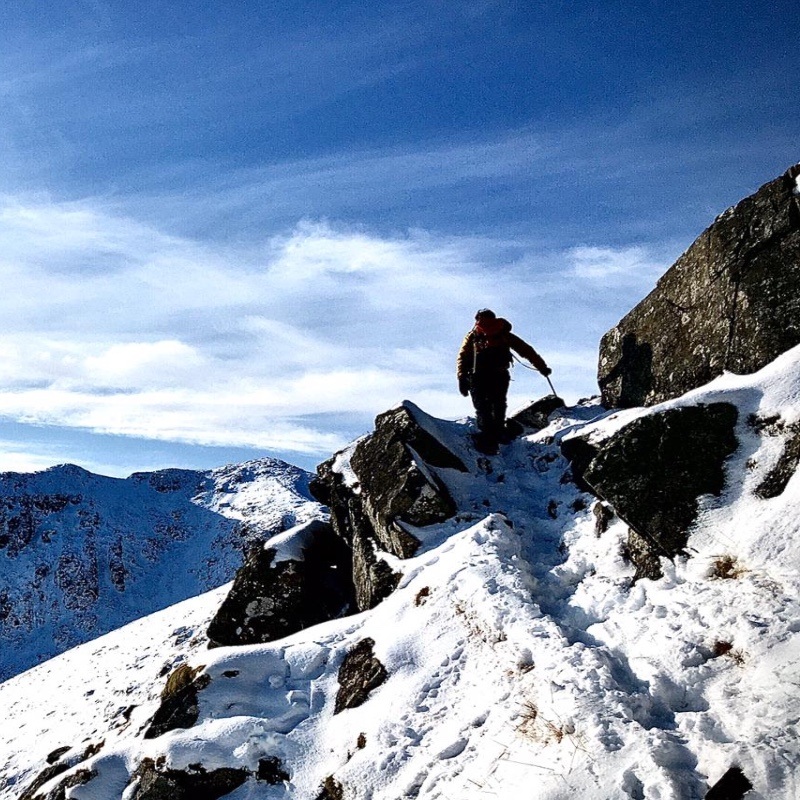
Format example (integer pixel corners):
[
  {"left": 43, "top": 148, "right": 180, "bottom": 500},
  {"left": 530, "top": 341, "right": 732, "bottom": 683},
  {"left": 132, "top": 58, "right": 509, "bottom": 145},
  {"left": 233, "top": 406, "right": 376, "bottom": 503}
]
[{"left": 1, "top": 0, "right": 797, "bottom": 475}]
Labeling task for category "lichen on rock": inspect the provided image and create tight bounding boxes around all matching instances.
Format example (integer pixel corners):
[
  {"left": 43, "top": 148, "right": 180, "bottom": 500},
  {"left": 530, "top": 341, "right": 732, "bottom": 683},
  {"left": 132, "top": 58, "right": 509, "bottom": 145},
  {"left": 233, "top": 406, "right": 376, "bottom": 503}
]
[{"left": 598, "top": 164, "right": 800, "bottom": 408}]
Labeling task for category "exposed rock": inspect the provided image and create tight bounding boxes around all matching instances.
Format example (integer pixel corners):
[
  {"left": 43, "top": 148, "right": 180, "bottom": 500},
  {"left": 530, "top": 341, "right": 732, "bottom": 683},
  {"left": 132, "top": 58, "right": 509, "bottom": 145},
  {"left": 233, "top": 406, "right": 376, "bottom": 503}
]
[
  {"left": 18, "top": 764, "right": 70, "bottom": 800},
  {"left": 144, "top": 664, "right": 210, "bottom": 739},
  {"left": 128, "top": 759, "right": 249, "bottom": 800},
  {"left": 19, "top": 767, "right": 95, "bottom": 800},
  {"left": 565, "top": 403, "right": 739, "bottom": 579},
  {"left": 256, "top": 757, "right": 290, "bottom": 784},
  {"left": 592, "top": 501, "right": 614, "bottom": 536},
  {"left": 749, "top": 415, "right": 800, "bottom": 499},
  {"left": 334, "top": 638, "right": 388, "bottom": 714},
  {"left": 316, "top": 776, "right": 345, "bottom": 800},
  {"left": 350, "top": 403, "right": 465, "bottom": 533},
  {"left": 311, "top": 401, "right": 465, "bottom": 609},
  {"left": 508, "top": 394, "right": 565, "bottom": 431},
  {"left": 599, "top": 164, "right": 800, "bottom": 408},
  {"left": 45, "top": 747, "right": 71, "bottom": 765},
  {"left": 19, "top": 739, "right": 105, "bottom": 800},
  {"left": 705, "top": 766, "right": 753, "bottom": 799},
  {"left": 207, "top": 519, "right": 355, "bottom": 648},
  {"left": 559, "top": 435, "right": 603, "bottom": 494}
]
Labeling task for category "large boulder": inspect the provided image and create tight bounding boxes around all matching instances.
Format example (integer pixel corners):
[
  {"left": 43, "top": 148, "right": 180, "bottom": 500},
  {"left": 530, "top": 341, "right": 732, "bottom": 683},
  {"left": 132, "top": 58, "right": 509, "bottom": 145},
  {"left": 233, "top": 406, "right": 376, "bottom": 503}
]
[
  {"left": 310, "top": 401, "right": 467, "bottom": 610},
  {"left": 508, "top": 394, "right": 565, "bottom": 432},
  {"left": 598, "top": 164, "right": 800, "bottom": 408},
  {"left": 334, "top": 638, "right": 388, "bottom": 714},
  {"left": 563, "top": 403, "right": 739, "bottom": 579},
  {"left": 206, "top": 519, "right": 355, "bottom": 648},
  {"left": 127, "top": 760, "right": 249, "bottom": 800}
]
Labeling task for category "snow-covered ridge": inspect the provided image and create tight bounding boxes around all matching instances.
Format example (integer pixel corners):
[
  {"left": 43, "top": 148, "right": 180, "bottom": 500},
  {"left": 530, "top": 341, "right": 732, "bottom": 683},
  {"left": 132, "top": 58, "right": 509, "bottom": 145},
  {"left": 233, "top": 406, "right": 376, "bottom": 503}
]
[
  {"left": 3, "top": 347, "right": 800, "bottom": 798},
  {"left": 0, "top": 457, "right": 322, "bottom": 683}
]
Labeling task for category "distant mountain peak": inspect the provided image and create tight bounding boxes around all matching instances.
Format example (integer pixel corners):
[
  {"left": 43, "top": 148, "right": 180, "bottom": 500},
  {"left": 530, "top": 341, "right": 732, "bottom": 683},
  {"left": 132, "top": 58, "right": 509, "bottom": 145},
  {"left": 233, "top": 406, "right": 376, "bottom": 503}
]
[{"left": 0, "top": 456, "right": 322, "bottom": 683}]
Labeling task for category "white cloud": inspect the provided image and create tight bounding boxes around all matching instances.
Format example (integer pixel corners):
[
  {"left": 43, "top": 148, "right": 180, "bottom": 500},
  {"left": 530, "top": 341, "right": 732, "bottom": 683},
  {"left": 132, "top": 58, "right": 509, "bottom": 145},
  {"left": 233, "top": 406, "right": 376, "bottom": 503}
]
[
  {"left": 568, "top": 245, "right": 665, "bottom": 282},
  {"left": 0, "top": 444, "right": 64, "bottom": 474},
  {"left": 0, "top": 197, "right": 664, "bottom": 457},
  {"left": 82, "top": 341, "right": 206, "bottom": 389}
]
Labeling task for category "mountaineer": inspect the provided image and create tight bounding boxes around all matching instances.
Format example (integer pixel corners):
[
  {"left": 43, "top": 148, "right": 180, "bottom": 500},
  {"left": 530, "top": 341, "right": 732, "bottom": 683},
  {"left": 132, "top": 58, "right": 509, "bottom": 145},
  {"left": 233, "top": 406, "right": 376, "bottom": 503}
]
[{"left": 457, "top": 308, "right": 551, "bottom": 454}]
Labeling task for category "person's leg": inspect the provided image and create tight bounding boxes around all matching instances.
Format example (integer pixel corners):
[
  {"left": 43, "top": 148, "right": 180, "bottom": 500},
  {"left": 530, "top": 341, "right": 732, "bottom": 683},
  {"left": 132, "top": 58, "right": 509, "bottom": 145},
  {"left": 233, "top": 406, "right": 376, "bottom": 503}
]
[
  {"left": 469, "top": 373, "right": 499, "bottom": 453},
  {"left": 488, "top": 372, "right": 510, "bottom": 440},
  {"left": 470, "top": 374, "right": 492, "bottom": 432}
]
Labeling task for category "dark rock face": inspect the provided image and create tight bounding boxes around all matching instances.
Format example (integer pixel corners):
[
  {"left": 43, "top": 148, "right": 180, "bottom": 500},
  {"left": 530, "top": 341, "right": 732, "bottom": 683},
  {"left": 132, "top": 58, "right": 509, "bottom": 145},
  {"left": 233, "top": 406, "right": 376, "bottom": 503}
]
[
  {"left": 144, "top": 664, "right": 210, "bottom": 739},
  {"left": 508, "top": 394, "right": 565, "bottom": 431},
  {"left": 599, "top": 164, "right": 800, "bottom": 408},
  {"left": 206, "top": 520, "right": 355, "bottom": 648},
  {"left": 565, "top": 403, "right": 739, "bottom": 579},
  {"left": 18, "top": 764, "right": 71, "bottom": 800},
  {"left": 256, "top": 757, "right": 290, "bottom": 784},
  {"left": 750, "top": 414, "right": 800, "bottom": 499},
  {"left": 312, "top": 401, "right": 465, "bottom": 609},
  {"left": 705, "top": 766, "right": 753, "bottom": 800},
  {"left": 316, "top": 776, "right": 345, "bottom": 800},
  {"left": 334, "top": 638, "right": 388, "bottom": 714},
  {"left": 19, "top": 740, "right": 104, "bottom": 800},
  {"left": 559, "top": 435, "right": 601, "bottom": 494},
  {"left": 592, "top": 501, "right": 614, "bottom": 536},
  {"left": 128, "top": 760, "right": 249, "bottom": 800},
  {"left": 19, "top": 767, "right": 95, "bottom": 800}
]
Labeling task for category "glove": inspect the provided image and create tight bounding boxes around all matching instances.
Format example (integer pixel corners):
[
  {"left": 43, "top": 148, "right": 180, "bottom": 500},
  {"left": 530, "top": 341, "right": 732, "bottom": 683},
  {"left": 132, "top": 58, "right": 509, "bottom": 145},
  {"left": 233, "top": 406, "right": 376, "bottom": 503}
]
[
  {"left": 458, "top": 375, "right": 471, "bottom": 396},
  {"left": 540, "top": 366, "right": 552, "bottom": 377}
]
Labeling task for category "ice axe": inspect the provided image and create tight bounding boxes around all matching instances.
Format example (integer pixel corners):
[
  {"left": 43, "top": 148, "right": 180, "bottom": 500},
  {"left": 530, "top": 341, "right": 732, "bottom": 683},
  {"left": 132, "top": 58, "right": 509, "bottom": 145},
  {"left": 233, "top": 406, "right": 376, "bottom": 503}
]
[{"left": 513, "top": 353, "right": 562, "bottom": 402}]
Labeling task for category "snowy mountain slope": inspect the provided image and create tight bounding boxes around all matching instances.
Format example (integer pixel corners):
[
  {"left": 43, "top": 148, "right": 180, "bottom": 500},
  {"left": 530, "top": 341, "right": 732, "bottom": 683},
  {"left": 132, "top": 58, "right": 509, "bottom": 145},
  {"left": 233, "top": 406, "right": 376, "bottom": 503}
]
[
  {"left": 0, "top": 583, "right": 230, "bottom": 798},
  {"left": 0, "top": 457, "right": 321, "bottom": 682},
  {"left": 4, "top": 347, "right": 800, "bottom": 798}
]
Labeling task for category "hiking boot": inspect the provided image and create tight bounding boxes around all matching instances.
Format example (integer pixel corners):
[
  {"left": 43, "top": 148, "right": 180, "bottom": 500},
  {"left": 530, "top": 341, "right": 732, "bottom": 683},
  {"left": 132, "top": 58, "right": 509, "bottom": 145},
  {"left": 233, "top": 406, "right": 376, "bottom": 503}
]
[{"left": 472, "top": 432, "right": 499, "bottom": 455}]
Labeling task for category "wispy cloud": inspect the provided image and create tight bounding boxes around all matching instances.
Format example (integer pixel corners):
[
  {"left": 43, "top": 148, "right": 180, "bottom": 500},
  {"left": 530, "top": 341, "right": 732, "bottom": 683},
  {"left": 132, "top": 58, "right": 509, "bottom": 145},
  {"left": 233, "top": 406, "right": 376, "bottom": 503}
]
[
  {"left": 0, "top": 195, "right": 670, "bottom": 459},
  {"left": 568, "top": 245, "right": 666, "bottom": 282}
]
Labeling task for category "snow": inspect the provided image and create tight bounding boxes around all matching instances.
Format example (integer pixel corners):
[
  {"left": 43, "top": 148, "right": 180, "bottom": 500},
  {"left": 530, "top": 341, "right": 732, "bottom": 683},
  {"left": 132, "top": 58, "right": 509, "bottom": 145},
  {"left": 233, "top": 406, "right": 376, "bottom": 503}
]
[
  {"left": 331, "top": 438, "right": 363, "bottom": 490},
  {"left": 265, "top": 519, "right": 327, "bottom": 565},
  {"left": 0, "top": 456, "right": 320, "bottom": 682},
  {"left": 3, "top": 347, "right": 800, "bottom": 798}
]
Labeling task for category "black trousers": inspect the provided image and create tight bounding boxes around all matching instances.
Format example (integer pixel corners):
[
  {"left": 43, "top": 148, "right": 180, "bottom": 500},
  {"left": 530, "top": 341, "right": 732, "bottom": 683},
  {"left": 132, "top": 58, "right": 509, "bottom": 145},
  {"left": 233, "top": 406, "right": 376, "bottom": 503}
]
[{"left": 469, "top": 369, "right": 510, "bottom": 438}]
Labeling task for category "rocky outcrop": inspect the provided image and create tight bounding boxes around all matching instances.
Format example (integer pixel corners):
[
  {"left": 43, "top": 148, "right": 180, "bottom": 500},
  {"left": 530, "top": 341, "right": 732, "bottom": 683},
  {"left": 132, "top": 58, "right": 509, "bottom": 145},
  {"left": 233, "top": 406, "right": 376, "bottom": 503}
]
[
  {"left": 127, "top": 760, "right": 249, "bottom": 800},
  {"left": 18, "top": 741, "right": 104, "bottom": 800},
  {"left": 750, "top": 414, "right": 800, "bottom": 499},
  {"left": 705, "top": 766, "right": 753, "bottom": 800},
  {"left": 598, "top": 164, "right": 800, "bottom": 408},
  {"left": 144, "top": 664, "right": 210, "bottom": 739},
  {"left": 334, "top": 638, "right": 388, "bottom": 713},
  {"left": 563, "top": 403, "right": 739, "bottom": 579},
  {"left": 206, "top": 519, "right": 355, "bottom": 648},
  {"left": 508, "top": 394, "right": 565, "bottom": 432},
  {"left": 311, "top": 401, "right": 467, "bottom": 609},
  {"left": 19, "top": 768, "right": 95, "bottom": 800}
]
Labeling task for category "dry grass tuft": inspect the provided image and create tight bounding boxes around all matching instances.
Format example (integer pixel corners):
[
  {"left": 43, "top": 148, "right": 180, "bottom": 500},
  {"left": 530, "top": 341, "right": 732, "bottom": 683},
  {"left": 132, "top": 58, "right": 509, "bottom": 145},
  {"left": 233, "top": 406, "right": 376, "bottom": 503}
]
[
  {"left": 712, "top": 640, "right": 746, "bottom": 665},
  {"left": 517, "top": 701, "right": 573, "bottom": 744},
  {"left": 710, "top": 555, "right": 746, "bottom": 580}
]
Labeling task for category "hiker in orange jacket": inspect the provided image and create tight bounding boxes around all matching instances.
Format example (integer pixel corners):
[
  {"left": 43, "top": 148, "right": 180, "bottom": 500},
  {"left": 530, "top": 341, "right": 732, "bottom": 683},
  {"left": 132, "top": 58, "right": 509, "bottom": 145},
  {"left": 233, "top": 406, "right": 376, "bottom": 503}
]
[{"left": 457, "top": 309, "right": 550, "bottom": 452}]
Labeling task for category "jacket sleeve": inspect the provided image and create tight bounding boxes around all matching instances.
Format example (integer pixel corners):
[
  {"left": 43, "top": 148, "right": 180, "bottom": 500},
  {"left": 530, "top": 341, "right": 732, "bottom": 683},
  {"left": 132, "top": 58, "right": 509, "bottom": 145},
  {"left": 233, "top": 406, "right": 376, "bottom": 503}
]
[
  {"left": 508, "top": 333, "right": 548, "bottom": 372},
  {"left": 456, "top": 331, "right": 475, "bottom": 379}
]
